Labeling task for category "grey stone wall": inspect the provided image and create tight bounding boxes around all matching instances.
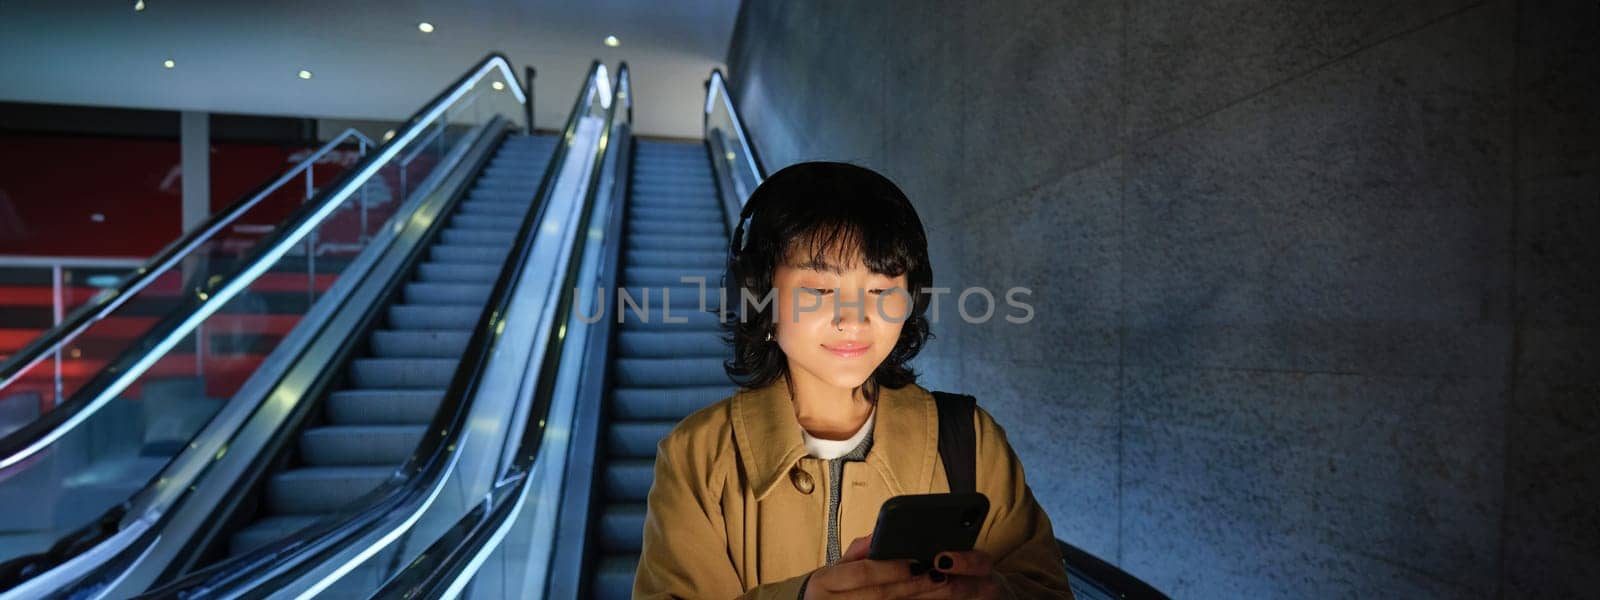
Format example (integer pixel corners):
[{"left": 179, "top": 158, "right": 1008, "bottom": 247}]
[{"left": 724, "top": 0, "right": 1597, "bottom": 597}]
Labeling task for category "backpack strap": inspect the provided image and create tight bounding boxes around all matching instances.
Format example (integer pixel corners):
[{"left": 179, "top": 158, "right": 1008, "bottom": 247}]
[{"left": 932, "top": 391, "right": 977, "bottom": 494}]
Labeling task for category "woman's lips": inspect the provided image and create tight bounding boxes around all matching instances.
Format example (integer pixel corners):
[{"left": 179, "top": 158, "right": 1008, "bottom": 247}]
[{"left": 823, "top": 342, "right": 871, "bottom": 358}]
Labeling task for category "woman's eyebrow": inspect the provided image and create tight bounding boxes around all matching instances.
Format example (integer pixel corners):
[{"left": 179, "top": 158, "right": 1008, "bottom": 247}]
[{"left": 792, "top": 259, "right": 843, "bottom": 274}]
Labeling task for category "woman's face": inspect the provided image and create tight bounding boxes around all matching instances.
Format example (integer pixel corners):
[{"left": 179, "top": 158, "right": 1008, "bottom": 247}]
[{"left": 771, "top": 244, "right": 911, "bottom": 391}]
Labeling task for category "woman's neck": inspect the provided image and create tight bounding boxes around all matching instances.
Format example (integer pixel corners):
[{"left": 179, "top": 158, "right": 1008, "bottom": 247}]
[{"left": 783, "top": 369, "right": 874, "bottom": 441}]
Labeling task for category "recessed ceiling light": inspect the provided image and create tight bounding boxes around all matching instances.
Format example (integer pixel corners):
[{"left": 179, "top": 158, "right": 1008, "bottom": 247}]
[
  {"left": 491, "top": 81, "right": 505, "bottom": 91},
  {"left": 604, "top": 35, "right": 620, "bottom": 47},
  {"left": 298, "top": 69, "right": 313, "bottom": 80},
  {"left": 418, "top": 22, "right": 434, "bottom": 33},
  {"left": 134, "top": 0, "right": 145, "bottom": 11},
  {"left": 163, "top": 59, "right": 175, "bottom": 69}
]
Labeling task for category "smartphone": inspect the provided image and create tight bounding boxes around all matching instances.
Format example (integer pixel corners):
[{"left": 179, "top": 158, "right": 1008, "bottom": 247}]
[{"left": 866, "top": 492, "right": 990, "bottom": 564}]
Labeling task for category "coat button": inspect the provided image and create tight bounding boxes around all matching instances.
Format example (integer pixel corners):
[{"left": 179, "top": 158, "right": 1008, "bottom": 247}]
[{"left": 789, "top": 466, "right": 815, "bottom": 494}]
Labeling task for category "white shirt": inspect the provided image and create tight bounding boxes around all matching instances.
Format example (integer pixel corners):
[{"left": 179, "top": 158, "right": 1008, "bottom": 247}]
[{"left": 801, "top": 406, "right": 876, "bottom": 460}]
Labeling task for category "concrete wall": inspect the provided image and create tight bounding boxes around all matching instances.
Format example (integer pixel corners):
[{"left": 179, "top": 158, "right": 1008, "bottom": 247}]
[{"left": 724, "top": 0, "right": 1596, "bottom": 597}]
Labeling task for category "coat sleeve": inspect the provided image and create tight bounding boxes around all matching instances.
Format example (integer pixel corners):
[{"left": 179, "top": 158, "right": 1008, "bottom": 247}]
[
  {"left": 972, "top": 406, "right": 1076, "bottom": 599},
  {"left": 633, "top": 430, "right": 814, "bottom": 600}
]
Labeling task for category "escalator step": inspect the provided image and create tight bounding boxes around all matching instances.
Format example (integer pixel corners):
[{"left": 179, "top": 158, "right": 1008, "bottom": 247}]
[
  {"left": 607, "top": 421, "right": 676, "bottom": 458},
  {"left": 626, "top": 234, "right": 727, "bottom": 252},
  {"left": 326, "top": 389, "right": 443, "bottom": 425},
  {"left": 615, "top": 285, "right": 724, "bottom": 310},
  {"left": 627, "top": 220, "right": 725, "bottom": 237},
  {"left": 432, "top": 244, "right": 510, "bottom": 263},
  {"left": 459, "top": 200, "right": 527, "bottom": 216},
  {"left": 300, "top": 425, "right": 426, "bottom": 465},
  {"left": 591, "top": 554, "right": 639, "bottom": 600},
  {"left": 598, "top": 503, "right": 647, "bottom": 552},
  {"left": 451, "top": 214, "right": 522, "bottom": 231},
  {"left": 628, "top": 208, "right": 722, "bottom": 224},
  {"left": 610, "top": 385, "right": 732, "bottom": 420},
  {"left": 388, "top": 304, "right": 480, "bottom": 329},
  {"left": 439, "top": 228, "right": 516, "bottom": 248},
  {"left": 370, "top": 330, "right": 471, "bottom": 358},
  {"left": 349, "top": 358, "right": 458, "bottom": 388},
  {"left": 617, "top": 309, "right": 722, "bottom": 332},
  {"left": 417, "top": 262, "right": 500, "bottom": 283},
  {"left": 622, "top": 266, "right": 725, "bottom": 287},
  {"left": 404, "top": 282, "right": 492, "bottom": 305},
  {"left": 615, "top": 330, "right": 728, "bottom": 358},
  {"left": 626, "top": 249, "right": 725, "bottom": 269},
  {"left": 612, "top": 357, "right": 729, "bottom": 387},
  {"left": 603, "top": 458, "right": 655, "bottom": 502},
  {"left": 266, "top": 466, "right": 392, "bottom": 514}
]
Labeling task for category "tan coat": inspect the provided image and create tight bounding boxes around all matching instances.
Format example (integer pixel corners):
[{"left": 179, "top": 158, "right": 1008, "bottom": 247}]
[{"left": 634, "top": 375, "right": 1075, "bottom": 599}]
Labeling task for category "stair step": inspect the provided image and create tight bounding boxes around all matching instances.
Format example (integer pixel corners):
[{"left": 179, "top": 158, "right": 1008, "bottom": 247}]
[
  {"left": 607, "top": 421, "right": 677, "bottom": 458},
  {"left": 613, "top": 357, "right": 729, "bottom": 387},
  {"left": 451, "top": 214, "right": 521, "bottom": 231},
  {"left": 417, "top": 262, "right": 500, "bottom": 283},
  {"left": 349, "top": 358, "right": 458, "bottom": 389},
  {"left": 624, "top": 250, "right": 725, "bottom": 270},
  {"left": 299, "top": 425, "right": 425, "bottom": 466},
  {"left": 626, "top": 234, "right": 727, "bottom": 252},
  {"left": 615, "top": 331, "right": 728, "bottom": 358},
  {"left": 603, "top": 458, "right": 655, "bottom": 502},
  {"left": 266, "top": 466, "right": 392, "bottom": 514},
  {"left": 610, "top": 386, "right": 733, "bottom": 420},
  {"left": 627, "top": 220, "right": 725, "bottom": 237},
  {"left": 370, "top": 329, "right": 471, "bottom": 358},
  {"left": 388, "top": 304, "right": 479, "bottom": 329},
  {"left": 622, "top": 266, "right": 725, "bottom": 288},
  {"left": 404, "top": 282, "right": 492, "bottom": 305},
  {"left": 431, "top": 244, "right": 509, "bottom": 263},
  {"left": 590, "top": 554, "right": 640, "bottom": 600},
  {"left": 598, "top": 503, "right": 647, "bottom": 552},
  {"left": 439, "top": 228, "right": 515, "bottom": 247},
  {"left": 617, "top": 309, "right": 722, "bottom": 332},
  {"left": 326, "top": 389, "right": 443, "bottom": 425}
]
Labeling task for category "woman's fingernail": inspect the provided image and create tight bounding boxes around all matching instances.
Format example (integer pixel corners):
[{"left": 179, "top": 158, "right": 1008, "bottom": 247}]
[
  {"left": 930, "top": 570, "right": 947, "bottom": 583},
  {"left": 910, "top": 562, "right": 928, "bottom": 577},
  {"left": 936, "top": 554, "right": 954, "bottom": 570}
]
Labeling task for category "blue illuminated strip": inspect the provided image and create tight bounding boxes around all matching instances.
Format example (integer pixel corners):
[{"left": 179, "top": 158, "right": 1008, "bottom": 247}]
[{"left": 0, "top": 57, "right": 523, "bottom": 472}]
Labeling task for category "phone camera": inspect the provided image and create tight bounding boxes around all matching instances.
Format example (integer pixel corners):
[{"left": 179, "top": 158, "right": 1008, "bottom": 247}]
[{"left": 961, "top": 509, "right": 981, "bottom": 528}]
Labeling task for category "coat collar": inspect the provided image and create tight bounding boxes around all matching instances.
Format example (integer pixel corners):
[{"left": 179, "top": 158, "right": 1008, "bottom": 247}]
[{"left": 731, "top": 373, "right": 939, "bottom": 501}]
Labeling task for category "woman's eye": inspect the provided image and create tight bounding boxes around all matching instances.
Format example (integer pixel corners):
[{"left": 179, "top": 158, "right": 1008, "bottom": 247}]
[{"left": 802, "top": 287, "right": 833, "bottom": 295}]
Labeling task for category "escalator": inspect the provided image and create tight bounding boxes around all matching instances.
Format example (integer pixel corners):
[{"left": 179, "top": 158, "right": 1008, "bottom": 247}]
[
  {"left": 0, "top": 53, "right": 547, "bottom": 599},
  {"left": 586, "top": 139, "right": 735, "bottom": 597},
  {"left": 222, "top": 133, "right": 555, "bottom": 558}
]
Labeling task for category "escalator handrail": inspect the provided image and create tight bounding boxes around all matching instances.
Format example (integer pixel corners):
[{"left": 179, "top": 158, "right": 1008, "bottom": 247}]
[
  {"left": 0, "top": 53, "right": 525, "bottom": 474},
  {"left": 370, "top": 62, "right": 631, "bottom": 600},
  {"left": 137, "top": 61, "right": 611, "bottom": 600},
  {"left": 1057, "top": 539, "right": 1170, "bottom": 599},
  {"left": 704, "top": 68, "right": 767, "bottom": 179},
  {"left": 0, "top": 126, "right": 374, "bottom": 396}
]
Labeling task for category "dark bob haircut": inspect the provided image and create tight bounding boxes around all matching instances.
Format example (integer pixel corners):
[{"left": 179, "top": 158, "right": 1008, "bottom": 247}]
[{"left": 720, "top": 161, "right": 935, "bottom": 401}]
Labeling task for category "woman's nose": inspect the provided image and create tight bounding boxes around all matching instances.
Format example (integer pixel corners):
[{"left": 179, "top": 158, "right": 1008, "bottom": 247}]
[{"left": 832, "top": 289, "right": 871, "bottom": 328}]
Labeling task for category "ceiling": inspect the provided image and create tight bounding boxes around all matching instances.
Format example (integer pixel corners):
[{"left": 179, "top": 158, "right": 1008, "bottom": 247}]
[{"left": 0, "top": 0, "right": 742, "bottom": 139}]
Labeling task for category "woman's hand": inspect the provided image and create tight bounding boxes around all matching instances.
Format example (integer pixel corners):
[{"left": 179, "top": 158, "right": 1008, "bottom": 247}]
[
  {"left": 901, "top": 549, "right": 1006, "bottom": 599},
  {"left": 803, "top": 535, "right": 949, "bottom": 599}
]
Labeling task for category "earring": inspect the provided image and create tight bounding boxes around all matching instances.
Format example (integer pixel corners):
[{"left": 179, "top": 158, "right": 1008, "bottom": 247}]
[{"left": 765, "top": 331, "right": 773, "bottom": 342}]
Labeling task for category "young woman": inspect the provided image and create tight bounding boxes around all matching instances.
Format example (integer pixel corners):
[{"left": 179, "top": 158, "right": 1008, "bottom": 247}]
[{"left": 634, "top": 162, "right": 1073, "bottom": 599}]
